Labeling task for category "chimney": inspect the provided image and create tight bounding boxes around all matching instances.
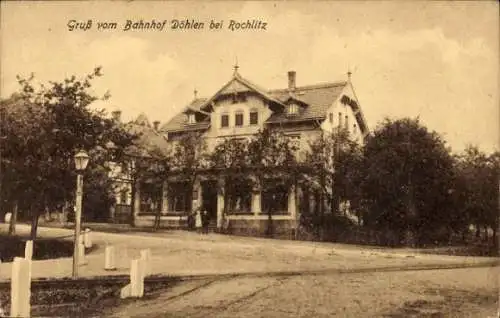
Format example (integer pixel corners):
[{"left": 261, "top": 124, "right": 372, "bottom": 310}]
[
  {"left": 288, "top": 71, "right": 296, "bottom": 91},
  {"left": 111, "top": 110, "right": 121, "bottom": 123},
  {"left": 153, "top": 120, "right": 160, "bottom": 131}
]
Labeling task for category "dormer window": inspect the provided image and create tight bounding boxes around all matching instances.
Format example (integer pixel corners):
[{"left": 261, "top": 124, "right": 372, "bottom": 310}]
[
  {"left": 288, "top": 103, "right": 299, "bottom": 115},
  {"left": 187, "top": 113, "right": 196, "bottom": 124}
]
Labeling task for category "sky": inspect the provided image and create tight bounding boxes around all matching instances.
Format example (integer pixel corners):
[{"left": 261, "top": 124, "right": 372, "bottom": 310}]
[{"left": 1, "top": 1, "right": 498, "bottom": 153}]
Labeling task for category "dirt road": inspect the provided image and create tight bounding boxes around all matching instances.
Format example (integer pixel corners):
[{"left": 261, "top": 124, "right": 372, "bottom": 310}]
[{"left": 107, "top": 266, "right": 498, "bottom": 317}]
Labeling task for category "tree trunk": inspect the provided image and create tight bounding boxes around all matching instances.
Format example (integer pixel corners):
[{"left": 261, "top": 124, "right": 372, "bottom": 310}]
[
  {"left": 130, "top": 178, "right": 136, "bottom": 227},
  {"left": 294, "top": 178, "right": 299, "bottom": 241},
  {"left": 492, "top": 227, "right": 497, "bottom": 247},
  {"left": 475, "top": 224, "right": 480, "bottom": 238},
  {"left": 8, "top": 200, "right": 18, "bottom": 235},
  {"left": 62, "top": 201, "right": 69, "bottom": 226},
  {"left": 30, "top": 205, "right": 39, "bottom": 241},
  {"left": 153, "top": 209, "right": 161, "bottom": 232},
  {"left": 266, "top": 204, "right": 274, "bottom": 238}
]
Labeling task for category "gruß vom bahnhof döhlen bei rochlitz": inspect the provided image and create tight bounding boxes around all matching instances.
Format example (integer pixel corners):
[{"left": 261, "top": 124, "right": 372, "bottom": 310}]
[{"left": 67, "top": 19, "right": 268, "bottom": 31}]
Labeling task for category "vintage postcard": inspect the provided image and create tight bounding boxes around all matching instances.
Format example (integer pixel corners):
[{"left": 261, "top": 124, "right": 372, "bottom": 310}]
[{"left": 0, "top": 1, "right": 498, "bottom": 317}]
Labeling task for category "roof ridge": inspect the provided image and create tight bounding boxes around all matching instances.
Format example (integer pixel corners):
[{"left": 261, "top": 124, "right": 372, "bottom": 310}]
[
  {"left": 191, "top": 81, "right": 347, "bottom": 101},
  {"left": 270, "top": 80, "right": 347, "bottom": 93}
]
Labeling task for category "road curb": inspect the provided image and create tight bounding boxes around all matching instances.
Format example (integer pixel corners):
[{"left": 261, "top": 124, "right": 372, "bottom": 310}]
[{"left": 0, "top": 259, "right": 497, "bottom": 287}]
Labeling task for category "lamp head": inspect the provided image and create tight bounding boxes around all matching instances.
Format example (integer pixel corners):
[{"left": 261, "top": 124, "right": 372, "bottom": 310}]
[{"left": 74, "top": 150, "right": 90, "bottom": 172}]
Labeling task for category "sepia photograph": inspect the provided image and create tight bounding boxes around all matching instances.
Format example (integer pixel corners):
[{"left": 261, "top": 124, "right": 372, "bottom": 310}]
[{"left": 0, "top": 1, "right": 498, "bottom": 317}]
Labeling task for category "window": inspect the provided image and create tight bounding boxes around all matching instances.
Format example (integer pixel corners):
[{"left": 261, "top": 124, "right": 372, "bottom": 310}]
[
  {"left": 232, "top": 93, "right": 247, "bottom": 104},
  {"left": 235, "top": 112, "right": 244, "bottom": 126},
  {"left": 139, "top": 182, "right": 162, "bottom": 213},
  {"left": 119, "top": 189, "right": 128, "bottom": 205},
  {"left": 345, "top": 115, "right": 349, "bottom": 130},
  {"left": 261, "top": 180, "right": 289, "bottom": 214},
  {"left": 288, "top": 103, "right": 298, "bottom": 115},
  {"left": 353, "top": 123, "right": 357, "bottom": 134},
  {"left": 250, "top": 111, "right": 258, "bottom": 125},
  {"left": 338, "top": 112, "right": 342, "bottom": 129},
  {"left": 221, "top": 114, "right": 229, "bottom": 128},
  {"left": 187, "top": 113, "right": 196, "bottom": 124},
  {"left": 167, "top": 182, "right": 191, "bottom": 212},
  {"left": 226, "top": 178, "right": 252, "bottom": 213},
  {"left": 329, "top": 113, "right": 333, "bottom": 123}
]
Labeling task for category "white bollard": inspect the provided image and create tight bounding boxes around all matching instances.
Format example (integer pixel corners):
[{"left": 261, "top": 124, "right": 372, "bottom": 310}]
[
  {"left": 78, "top": 243, "right": 87, "bottom": 265},
  {"left": 84, "top": 228, "right": 92, "bottom": 248},
  {"left": 120, "top": 284, "right": 131, "bottom": 299},
  {"left": 24, "top": 240, "right": 33, "bottom": 283},
  {"left": 140, "top": 249, "right": 151, "bottom": 276},
  {"left": 4, "top": 212, "right": 12, "bottom": 224},
  {"left": 130, "top": 259, "right": 145, "bottom": 298},
  {"left": 24, "top": 241, "right": 33, "bottom": 260},
  {"left": 10, "top": 257, "right": 31, "bottom": 317},
  {"left": 104, "top": 246, "right": 116, "bottom": 271}
]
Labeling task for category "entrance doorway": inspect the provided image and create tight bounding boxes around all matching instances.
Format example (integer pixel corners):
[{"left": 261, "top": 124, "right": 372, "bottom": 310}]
[{"left": 201, "top": 180, "right": 218, "bottom": 221}]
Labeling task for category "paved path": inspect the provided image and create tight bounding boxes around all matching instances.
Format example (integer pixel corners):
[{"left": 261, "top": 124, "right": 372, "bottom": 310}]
[{"left": 0, "top": 224, "right": 496, "bottom": 281}]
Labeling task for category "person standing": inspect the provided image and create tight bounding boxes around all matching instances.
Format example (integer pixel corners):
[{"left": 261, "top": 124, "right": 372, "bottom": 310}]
[
  {"left": 202, "top": 209, "right": 209, "bottom": 234},
  {"left": 195, "top": 209, "right": 202, "bottom": 234}
]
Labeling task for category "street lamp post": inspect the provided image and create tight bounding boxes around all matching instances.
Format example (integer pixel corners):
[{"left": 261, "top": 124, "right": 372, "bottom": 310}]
[{"left": 72, "top": 150, "right": 90, "bottom": 278}]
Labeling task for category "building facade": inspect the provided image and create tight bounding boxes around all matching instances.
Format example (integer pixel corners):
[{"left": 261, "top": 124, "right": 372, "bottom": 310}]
[{"left": 111, "top": 68, "right": 369, "bottom": 236}]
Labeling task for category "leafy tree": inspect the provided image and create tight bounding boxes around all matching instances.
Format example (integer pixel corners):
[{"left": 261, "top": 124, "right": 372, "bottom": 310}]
[
  {"left": 208, "top": 128, "right": 298, "bottom": 235},
  {"left": 170, "top": 132, "right": 209, "bottom": 218},
  {"left": 456, "top": 146, "right": 499, "bottom": 245},
  {"left": 248, "top": 128, "right": 298, "bottom": 236},
  {"left": 362, "top": 118, "right": 456, "bottom": 246},
  {"left": 0, "top": 68, "right": 138, "bottom": 239},
  {"left": 209, "top": 137, "right": 250, "bottom": 227},
  {"left": 301, "top": 129, "right": 363, "bottom": 240}
]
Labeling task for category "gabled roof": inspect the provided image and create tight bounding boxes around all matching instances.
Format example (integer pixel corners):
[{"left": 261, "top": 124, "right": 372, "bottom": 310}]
[
  {"left": 133, "top": 113, "right": 151, "bottom": 127},
  {"left": 160, "top": 98, "right": 210, "bottom": 132},
  {"left": 160, "top": 73, "right": 369, "bottom": 136},
  {"left": 281, "top": 94, "right": 309, "bottom": 107},
  {"left": 199, "top": 71, "right": 286, "bottom": 112},
  {"left": 123, "top": 121, "right": 170, "bottom": 158},
  {"left": 266, "top": 81, "right": 348, "bottom": 123}
]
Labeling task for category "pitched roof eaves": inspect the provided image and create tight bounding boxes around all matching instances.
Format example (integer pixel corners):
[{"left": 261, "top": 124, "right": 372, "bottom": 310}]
[
  {"left": 265, "top": 116, "right": 326, "bottom": 124},
  {"left": 165, "top": 124, "right": 210, "bottom": 134},
  {"left": 346, "top": 80, "right": 370, "bottom": 135}
]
